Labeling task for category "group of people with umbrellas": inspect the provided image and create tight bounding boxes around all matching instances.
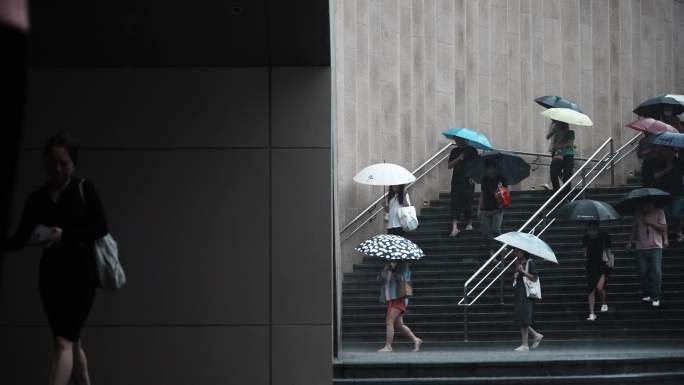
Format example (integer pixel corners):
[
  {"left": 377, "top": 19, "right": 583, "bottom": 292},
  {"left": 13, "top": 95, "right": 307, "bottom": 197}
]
[{"left": 350, "top": 92, "right": 684, "bottom": 353}]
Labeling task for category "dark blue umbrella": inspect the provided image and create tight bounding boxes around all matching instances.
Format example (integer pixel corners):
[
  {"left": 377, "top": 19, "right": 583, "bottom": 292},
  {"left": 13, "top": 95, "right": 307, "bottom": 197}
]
[
  {"left": 535, "top": 95, "right": 584, "bottom": 113},
  {"left": 644, "top": 131, "right": 684, "bottom": 149}
]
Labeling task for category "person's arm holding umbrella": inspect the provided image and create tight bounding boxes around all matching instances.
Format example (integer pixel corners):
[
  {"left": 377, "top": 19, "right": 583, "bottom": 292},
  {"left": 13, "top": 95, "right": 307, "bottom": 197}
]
[
  {"left": 448, "top": 152, "right": 465, "bottom": 169},
  {"left": 516, "top": 259, "right": 538, "bottom": 282}
]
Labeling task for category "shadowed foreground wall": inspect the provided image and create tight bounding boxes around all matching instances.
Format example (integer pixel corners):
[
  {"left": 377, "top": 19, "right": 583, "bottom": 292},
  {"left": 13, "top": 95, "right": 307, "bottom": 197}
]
[
  {"left": 0, "top": 67, "right": 332, "bottom": 385},
  {"left": 335, "top": 0, "right": 684, "bottom": 272}
]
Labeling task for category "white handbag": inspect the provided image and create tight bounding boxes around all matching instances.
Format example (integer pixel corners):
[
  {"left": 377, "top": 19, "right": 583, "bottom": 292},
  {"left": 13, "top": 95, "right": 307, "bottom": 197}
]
[
  {"left": 523, "top": 260, "right": 542, "bottom": 300},
  {"left": 397, "top": 196, "right": 419, "bottom": 231},
  {"left": 78, "top": 180, "right": 127, "bottom": 291}
]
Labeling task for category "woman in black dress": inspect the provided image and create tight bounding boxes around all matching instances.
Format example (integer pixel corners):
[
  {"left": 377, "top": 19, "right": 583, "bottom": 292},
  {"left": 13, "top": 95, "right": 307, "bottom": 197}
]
[
  {"left": 513, "top": 248, "right": 543, "bottom": 351},
  {"left": 447, "top": 137, "right": 478, "bottom": 237},
  {"left": 3, "top": 134, "right": 107, "bottom": 385},
  {"left": 582, "top": 221, "right": 612, "bottom": 321}
]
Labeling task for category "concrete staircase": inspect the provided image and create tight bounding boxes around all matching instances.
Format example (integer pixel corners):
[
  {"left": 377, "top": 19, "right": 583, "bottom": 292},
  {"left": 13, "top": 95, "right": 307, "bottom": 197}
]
[{"left": 336, "top": 186, "right": 684, "bottom": 384}]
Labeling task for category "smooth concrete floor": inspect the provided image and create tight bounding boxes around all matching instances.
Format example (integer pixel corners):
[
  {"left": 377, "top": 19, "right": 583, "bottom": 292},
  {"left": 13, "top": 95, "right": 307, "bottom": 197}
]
[{"left": 336, "top": 339, "right": 684, "bottom": 364}]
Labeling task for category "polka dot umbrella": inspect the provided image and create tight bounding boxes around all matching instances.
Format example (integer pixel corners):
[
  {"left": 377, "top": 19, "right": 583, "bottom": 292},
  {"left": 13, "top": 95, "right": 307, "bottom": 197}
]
[{"left": 355, "top": 234, "right": 425, "bottom": 261}]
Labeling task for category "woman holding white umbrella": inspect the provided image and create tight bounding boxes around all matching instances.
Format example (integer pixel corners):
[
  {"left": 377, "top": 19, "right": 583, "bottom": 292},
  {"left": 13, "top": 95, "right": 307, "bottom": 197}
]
[
  {"left": 385, "top": 184, "right": 410, "bottom": 236},
  {"left": 496, "top": 231, "right": 558, "bottom": 351},
  {"left": 354, "top": 162, "right": 417, "bottom": 236}
]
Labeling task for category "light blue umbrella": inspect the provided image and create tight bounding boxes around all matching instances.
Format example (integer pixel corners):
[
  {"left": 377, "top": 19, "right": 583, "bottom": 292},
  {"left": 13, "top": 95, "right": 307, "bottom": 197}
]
[
  {"left": 442, "top": 128, "right": 493, "bottom": 150},
  {"left": 495, "top": 232, "right": 558, "bottom": 263},
  {"left": 644, "top": 131, "right": 684, "bottom": 149}
]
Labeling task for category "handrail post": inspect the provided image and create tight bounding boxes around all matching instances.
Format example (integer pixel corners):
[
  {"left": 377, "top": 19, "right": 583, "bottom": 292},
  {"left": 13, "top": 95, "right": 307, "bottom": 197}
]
[
  {"left": 610, "top": 139, "right": 615, "bottom": 186},
  {"left": 463, "top": 287, "right": 469, "bottom": 342},
  {"left": 499, "top": 266, "right": 504, "bottom": 305}
]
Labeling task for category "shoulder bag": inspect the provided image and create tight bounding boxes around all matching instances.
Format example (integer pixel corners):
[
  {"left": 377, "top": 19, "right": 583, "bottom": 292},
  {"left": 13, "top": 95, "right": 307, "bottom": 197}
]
[
  {"left": 523, "top": 260, "right": 542, "bottom": 300},
  {"left": 78, "top": 180, "right": 127, "bottom": 291}
]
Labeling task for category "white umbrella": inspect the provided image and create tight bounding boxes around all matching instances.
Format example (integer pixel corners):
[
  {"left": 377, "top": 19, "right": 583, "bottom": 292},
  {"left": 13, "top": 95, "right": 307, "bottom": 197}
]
[
  {"left": 495, "top": 231, "right": 558, "bottom": 264},
  {"left": 353, "top": 163, "right": 416, "bottom": 186},
  {"left": 665, "top": 94, "right": 684, "bottom": 120},
  {"left": 541, "top": 107, "right": 593, "bottom": 127}
]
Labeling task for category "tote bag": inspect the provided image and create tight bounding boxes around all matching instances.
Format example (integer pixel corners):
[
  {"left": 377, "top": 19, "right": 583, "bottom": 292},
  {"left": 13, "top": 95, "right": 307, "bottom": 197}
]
[
  {"left": 397, "top": 196, "right": 419, "bottom": 231},
  {"left": 78, "top": 180, "right": 127, "bottom": 291},
  {"left": 523, "top": 260, "right": 542, "bottom": 300}
]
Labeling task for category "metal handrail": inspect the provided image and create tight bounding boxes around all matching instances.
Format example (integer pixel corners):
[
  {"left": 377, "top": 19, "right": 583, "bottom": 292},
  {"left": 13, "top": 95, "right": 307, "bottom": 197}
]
[
  {"left": 458, "top": 133, "right": 641, "bottom": 341},
  {"left": 340, "top": 136, "right": 636, "bottom": 242}
]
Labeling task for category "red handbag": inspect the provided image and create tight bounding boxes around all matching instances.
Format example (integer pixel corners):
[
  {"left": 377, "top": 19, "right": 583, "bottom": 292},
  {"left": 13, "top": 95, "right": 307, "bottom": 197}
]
[{"left": 495, "top": 186, "right": 510, "bottom": 208}]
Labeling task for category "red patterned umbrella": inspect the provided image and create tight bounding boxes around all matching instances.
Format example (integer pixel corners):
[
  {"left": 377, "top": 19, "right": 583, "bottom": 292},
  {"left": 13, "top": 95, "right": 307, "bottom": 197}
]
[{"left": 626, "top": 117, "right": 677, "bottom": 134}]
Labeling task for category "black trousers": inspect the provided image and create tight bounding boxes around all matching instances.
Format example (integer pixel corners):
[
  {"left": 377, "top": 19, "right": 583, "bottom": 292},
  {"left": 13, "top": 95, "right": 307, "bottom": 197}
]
[
  {"left": 450, "top": 183, "right": 474, "bottom": 221},
  {"left": 550, "top": 155, "right": 574, "bottom": 191}
]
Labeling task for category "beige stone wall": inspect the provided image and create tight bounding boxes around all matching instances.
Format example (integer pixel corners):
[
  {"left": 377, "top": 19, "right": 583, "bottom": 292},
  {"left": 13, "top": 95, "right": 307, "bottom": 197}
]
[{"left": 335, "top": 0, "right": 684, "bottom": 272}]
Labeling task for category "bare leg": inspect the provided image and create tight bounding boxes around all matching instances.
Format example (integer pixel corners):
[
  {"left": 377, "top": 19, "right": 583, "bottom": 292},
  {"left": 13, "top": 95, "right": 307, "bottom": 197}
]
[
  {"left": 72, "top": 340, "right": 91, "bottom": 385},
  {"left": 528, "top": 326, "right": 543, "bottom": 340},
  {"left": 520, "top": 326, "right": 529, "bottom": 347},
  {"left": 394, "top": 316, "right": 422, "bottom": 351},
  {"left": 450, "top": 220, "right": 460, "bottom": 236},
  {"left": 596, "top": 275, "right": 607, "bottom": 305},
  {"left": 50, "top": 337, "right": 74, "bottom": 385},
  {"left": 588, "top": 289, "right": 596, "bottom": 315},
  {"left": 379, "top": 308, "right": 402, "bottom": 352}
]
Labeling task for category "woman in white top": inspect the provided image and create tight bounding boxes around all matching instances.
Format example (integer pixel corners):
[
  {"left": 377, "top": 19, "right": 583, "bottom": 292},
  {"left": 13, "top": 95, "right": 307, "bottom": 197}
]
[{"left": 385, "top": 184, "right": 410, "bottom": 235}]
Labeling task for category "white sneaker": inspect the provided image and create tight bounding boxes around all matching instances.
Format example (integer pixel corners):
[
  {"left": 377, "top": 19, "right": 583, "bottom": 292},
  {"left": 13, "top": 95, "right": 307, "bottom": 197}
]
[
  {"left": 514, "top": 345, "right": 530, "bottom": 352},
  {"left": 586, "top": 313, "right": 597, "bottom": 321},
  {"left": 652, "top": 300, "right": 660, "bottom": 307},
  {"left": 642, "top": 296, "right": 652, "bottom": 302},
  {"left": 541, "top": 183, "right": 552, "bottom": 190},
  {"left": 465, "top": 224, "right": 473, "bottom": 231},
  {"left": 600, "top": 304, "right": 609, "bottom": 312}
]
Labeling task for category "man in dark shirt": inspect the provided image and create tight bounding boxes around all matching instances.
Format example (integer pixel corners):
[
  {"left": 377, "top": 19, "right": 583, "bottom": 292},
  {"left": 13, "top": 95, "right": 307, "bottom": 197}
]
[
  {"left": 448, "top": 137, "right": 478, "bottom": 236},
  {"left": 654, "top": 147, "right": 684, "bottom": 242},
  {"left": 479, "top": 160, "right": 507, "bottom": 254}
]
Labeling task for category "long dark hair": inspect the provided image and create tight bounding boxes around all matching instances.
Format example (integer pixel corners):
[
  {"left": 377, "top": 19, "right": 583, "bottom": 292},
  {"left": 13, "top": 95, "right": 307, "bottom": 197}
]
[{"left": 388, "top": 184, "right": 406, "bottom": 205}]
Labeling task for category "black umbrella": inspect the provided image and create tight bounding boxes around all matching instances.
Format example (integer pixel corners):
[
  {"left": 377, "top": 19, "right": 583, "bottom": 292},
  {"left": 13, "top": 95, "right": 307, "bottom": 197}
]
[
  {"left": 535, "top": 95, "right": 584, "bottom": 113},
  {"left": 616, "top": 188, "right": 671, "bottom": 213},
  {"left": 355, "top": 234, "right": 424, "bottom": 261},
  {"left": 465, "top": 151, "right": 531, "bottom": 185},
  {"left": 633, "top": 94, "right": 684, "bottom": 119},
  {"left": 556, "top": 199, "right": 621, "bottom": 221}
]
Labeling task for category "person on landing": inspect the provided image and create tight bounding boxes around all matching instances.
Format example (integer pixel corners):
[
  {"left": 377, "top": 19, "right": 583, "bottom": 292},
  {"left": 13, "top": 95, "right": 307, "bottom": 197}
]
[
  {"left": 478, "top": 159, "right": 507, "bottom": 256},
  {"left": 448, "top": 137, "right": 478, "bottom": 237},
  {"left": 544, "top": 120, "right": 575, "bottom": 191}
]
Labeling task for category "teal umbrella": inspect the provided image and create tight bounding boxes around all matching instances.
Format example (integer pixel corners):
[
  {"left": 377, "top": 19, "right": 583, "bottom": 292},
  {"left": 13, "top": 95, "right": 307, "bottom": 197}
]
[
  {"left": 442, "top": 128, "right": 493, "bottom": 150},
  {"left": 556, "top": 199, "right": 620, "bottom": 221},
  {"left": 495, "top": 232, "right": 558, "bottom": 263}
]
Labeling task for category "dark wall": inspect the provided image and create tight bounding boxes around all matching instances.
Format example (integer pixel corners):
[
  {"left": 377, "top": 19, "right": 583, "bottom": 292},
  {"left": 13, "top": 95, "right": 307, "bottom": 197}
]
[{"left": 1, "top": 65, "right": 333, "bottom": 385}]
